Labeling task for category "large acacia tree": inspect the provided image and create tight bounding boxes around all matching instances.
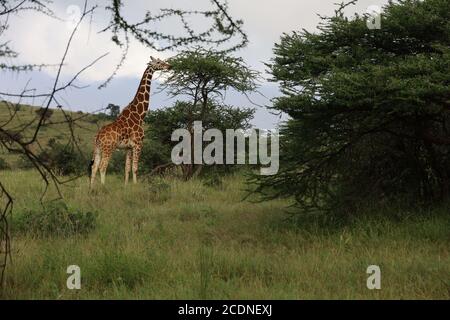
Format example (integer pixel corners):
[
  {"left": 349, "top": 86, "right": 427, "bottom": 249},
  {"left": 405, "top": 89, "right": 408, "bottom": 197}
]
[
  {"left": 147, "top": 48, "right": 258, "bottom": 179},
  {"left": 253, "top": 0, "right": 450, "bottom": 214}
]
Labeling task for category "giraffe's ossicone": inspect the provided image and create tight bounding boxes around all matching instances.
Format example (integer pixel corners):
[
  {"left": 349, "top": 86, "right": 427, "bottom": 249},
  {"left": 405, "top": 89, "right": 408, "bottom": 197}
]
[{"left": 89, "top": 56, "right": 171, "bottom": 189}]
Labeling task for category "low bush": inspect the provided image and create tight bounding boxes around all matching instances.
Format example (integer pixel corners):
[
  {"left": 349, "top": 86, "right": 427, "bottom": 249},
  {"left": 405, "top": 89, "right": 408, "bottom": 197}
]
[
  {"left": 145, "top": 176, "right": 171, "bottom": 203},
  {"left": 38, "top": 140, "right": 87, "bottom": 175},
  {"left": 13, "top": 201, "right": 97, "bottom": 237},
  {"left": 0, "top": 157, "right": 10, "bottom": 170}
]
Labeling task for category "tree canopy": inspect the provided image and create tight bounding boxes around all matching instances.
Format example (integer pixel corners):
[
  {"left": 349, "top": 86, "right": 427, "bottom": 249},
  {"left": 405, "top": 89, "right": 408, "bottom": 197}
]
[
  {"left": 164, "top": 48, "right": 259, "bottom": 107},
  {"left": 147, "top": 49, "right": 258, "bottom": 178},
  {"left": 253, "top": 0, "right": 450, "bottom": 213}
]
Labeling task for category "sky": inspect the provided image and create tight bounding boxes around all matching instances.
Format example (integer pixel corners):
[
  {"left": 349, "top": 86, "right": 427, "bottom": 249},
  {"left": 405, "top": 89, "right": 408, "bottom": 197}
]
[{"left": 0, "top": 0, "right": 390, "bottom": 128}]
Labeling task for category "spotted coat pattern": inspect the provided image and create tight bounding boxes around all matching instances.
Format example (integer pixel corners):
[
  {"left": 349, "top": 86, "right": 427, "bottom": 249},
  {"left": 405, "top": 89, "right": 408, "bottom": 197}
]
[{"left": 90, "top": 57, "right": 170, "bottom": 187}]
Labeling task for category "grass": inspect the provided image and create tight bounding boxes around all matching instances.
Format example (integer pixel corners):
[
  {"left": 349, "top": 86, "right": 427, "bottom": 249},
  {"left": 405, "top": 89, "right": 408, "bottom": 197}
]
[
  {"left": 0, "top": 102, "right": 108, "bottom": 167},
  {"left": 0, "top": 170, "right": 449, "bottom": 299}
]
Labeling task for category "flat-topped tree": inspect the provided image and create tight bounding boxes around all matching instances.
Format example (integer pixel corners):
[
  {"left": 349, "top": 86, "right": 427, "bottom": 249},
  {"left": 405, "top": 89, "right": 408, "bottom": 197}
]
[{"left": 154, "top": 48, "right": 259, "bottom": 178}]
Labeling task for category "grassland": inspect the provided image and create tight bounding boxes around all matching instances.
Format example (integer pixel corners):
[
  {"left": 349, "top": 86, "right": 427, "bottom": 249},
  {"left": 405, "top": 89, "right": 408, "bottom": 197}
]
[
  {"left": 1, "top": 103, "right": 449, "bottom": 299},
  {"left": 0, "top": 170, "right": 449, "bottom": 299},
  {"left": 0, "top": 102, "right": 108, "bottom": 167}
]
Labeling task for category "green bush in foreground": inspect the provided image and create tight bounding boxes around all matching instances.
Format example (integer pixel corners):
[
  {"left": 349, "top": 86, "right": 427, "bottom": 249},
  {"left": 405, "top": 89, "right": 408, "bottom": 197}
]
[{"left": 13, "top": 201, "right": 97, "bottom": 237}]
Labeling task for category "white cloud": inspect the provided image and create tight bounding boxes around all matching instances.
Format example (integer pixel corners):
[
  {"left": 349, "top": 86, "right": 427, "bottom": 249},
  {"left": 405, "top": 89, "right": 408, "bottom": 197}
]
[
  {"left": 5, "top": 0, "right": 391, "bottom": 80},
  {"left": 4, "top": 1, "right": 170, "bottom": 83}
]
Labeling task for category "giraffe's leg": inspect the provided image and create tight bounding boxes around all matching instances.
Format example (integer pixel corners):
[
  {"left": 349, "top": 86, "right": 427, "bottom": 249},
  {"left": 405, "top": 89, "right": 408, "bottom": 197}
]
[
  {"left": 132, "top": 145, "right": 142, "bottom": 184},
  {"left": 90, "top": 146, "right": 101, "bottom": 189},
  {"left": 99, "top": 150, "right": 112, "bottom": 185},
  {"left": 125, "top": 149, "right": 132, "bottom": 185}
]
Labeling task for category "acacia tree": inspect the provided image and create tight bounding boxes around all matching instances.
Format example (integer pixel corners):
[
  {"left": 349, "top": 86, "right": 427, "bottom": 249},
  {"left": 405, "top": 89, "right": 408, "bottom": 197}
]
[
  {"left": 145, "top": 101, "right": 254, "bottom": 178},
  {"left": 253, "top": 0, "right": 450, "bottom": 214},
  {"left": 152, "top": 48, "right": 258, "bottom": 178},
  {"left": 106, "top": 103, "right": 120, "bottom": 119}
]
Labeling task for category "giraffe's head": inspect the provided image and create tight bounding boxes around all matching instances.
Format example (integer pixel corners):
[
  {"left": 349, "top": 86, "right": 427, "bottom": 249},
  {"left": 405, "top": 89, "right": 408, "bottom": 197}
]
[{"left": 148, "top": 56, "right": 171, "bottom": 71}]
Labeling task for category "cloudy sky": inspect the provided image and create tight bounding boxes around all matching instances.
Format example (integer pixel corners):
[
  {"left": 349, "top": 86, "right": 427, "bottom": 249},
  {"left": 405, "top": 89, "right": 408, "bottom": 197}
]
[{"left": 0, "top": 0, "right": 389, "bottom": 128}]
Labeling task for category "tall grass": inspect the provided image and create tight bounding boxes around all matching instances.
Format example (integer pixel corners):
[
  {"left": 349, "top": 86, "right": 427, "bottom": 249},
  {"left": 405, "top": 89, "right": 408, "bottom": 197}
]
[{"left": 0, "top": 170, "right": 449, "bottom": 299}]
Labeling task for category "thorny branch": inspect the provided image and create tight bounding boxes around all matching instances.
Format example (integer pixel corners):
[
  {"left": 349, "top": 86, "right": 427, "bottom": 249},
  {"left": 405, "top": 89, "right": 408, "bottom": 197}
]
[{"left": 0, "top": 0, "right": 104, "bottom": 288}]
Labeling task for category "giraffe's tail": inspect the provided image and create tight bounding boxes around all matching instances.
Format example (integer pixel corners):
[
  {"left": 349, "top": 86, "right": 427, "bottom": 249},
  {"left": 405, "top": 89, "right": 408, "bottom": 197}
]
[
  {"left": 88, "top": 159, "right": 94, "bottom": 176},
  {"left": 88, "top": 143, "right": 100, "bottom": 177}
]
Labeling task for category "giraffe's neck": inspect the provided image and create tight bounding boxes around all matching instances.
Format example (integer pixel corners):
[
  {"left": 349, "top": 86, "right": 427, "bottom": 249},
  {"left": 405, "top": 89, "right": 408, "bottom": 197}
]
[{"left": 123, "top": 65, "right": 154, "bottom": 121}]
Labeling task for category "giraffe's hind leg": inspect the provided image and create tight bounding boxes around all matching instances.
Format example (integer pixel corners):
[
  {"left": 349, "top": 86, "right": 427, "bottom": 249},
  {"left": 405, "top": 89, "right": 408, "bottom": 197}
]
[
  {"left": 90, "top": 146, "right": 101, "bottom": 189},
  {"left": 99, "top": 150, "right": 112, "bottom": 185}
]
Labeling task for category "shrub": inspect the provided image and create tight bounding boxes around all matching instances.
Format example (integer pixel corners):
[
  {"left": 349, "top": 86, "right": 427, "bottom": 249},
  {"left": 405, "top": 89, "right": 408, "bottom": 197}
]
[
  {"left": 202, "top": 173, "right": 223, "bottom": 189},
  {"left": 16, "top": 154, "right": 35, "bottom": 169},
  {"left": 0, "top": 157, "right": 10, "bottom": 170},
  {"left": 108, "top": 150, "right": 126, "bottom": 174},
  {"left": 38, "top": 140, "right": 87, "bottom": 175},
  {"left": 13, "top": 201, "right": 97, "bottom": 237},
  {"left": 35, "top": 107, "right": 53, "bottom": 123},
  {"left": 144, "top": 176, "right": 171, "bottom": 203}
]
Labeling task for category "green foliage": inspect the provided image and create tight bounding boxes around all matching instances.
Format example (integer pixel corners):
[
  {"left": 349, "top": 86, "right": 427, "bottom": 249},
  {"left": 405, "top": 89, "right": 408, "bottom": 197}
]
[
  {"left": 2, "top": 170, "right": 449, "bottom": 299},
  {"left": 165, "top": 48, "right": 259, "bottom": 101},
  {"left": 202, "top": 173, "right": 224, "bottom": 189},
  {"left": 108, "top": 149, "right": 126, "bottom": 174},
  {"left": 145, "top": 101, "right": 255, "bottom": 176},
  {"left": 163, "top": 49, "right": 257, "bottom": 130},
  {"left": 16, "top": 154, "right": 35, "bottom": 169},
  {"left": 0, "top": 157, "right": 9, "bottom": 170},
  {"left": 106, "top": 103, "right": 120, "bottom": 118},
  {"left": 35, "top": 107, "right": 53, "bottom": 123},
  {"left": 147, "top": 101, "right": 254, "bottom": 140},
  {"left": 93, "top": 103, "right": 121, "bottom": 122},
  {"left": 254, "top": 0, "right": 450, "bottom": 213},
  {"left": 139, "top": 138, "right": 172, "bottom": 174},
  {"left": 145, "top": 48, "right": 257, "bottom": 178},
  {"left": 12, "top": 201, "right": 97, "bottom": 237},
  {"left": 85, "top": 114, "right": 101, "bottom": 124},
  {"left": 144, "top": 176, "right": 171, "bottom": 203},
  {"left": 37, "top": 140, "right": 86, "bottom": 175}
]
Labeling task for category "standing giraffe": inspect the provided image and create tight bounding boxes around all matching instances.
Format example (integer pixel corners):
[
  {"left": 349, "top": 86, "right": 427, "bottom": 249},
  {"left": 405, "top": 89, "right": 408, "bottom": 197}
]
[{"left": 89, "top": 56, "right": 171, "bottom": 188}]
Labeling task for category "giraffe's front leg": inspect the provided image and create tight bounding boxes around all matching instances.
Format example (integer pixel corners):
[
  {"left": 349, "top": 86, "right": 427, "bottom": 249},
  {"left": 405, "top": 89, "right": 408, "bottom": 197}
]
[
  {"left": 125, "top": 149, "right": 132, "bottom": 185},
  {"left": 132, "top": 145, "right": 142, "bottom": 184}
]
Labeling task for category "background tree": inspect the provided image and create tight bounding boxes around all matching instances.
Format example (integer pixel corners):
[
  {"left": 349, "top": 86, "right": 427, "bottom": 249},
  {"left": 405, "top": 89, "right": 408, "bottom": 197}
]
[
  {"left": 253, "top": 0, "right": 450, "bottom": 214},
  {"left": 36, "top": 139, "right": 86, "bottom": 176},
  {"left": 106, "top": 103, "right": 120, "bottom": 119},
  {"left": 35, "top": 107, "right": 53, "bottom": 124},
  {"left": 151, "top": 49, "right": 258, "bottom": 178},
  {"left": 145, "top": 100, "right": 254, "bottom": 177}
]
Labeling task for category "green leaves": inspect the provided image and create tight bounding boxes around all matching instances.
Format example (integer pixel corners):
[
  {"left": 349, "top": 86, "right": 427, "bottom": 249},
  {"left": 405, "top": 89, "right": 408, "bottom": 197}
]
[
  {"left": 255, "top": 0, "right": 450, "bottom": 214},
  {"left": 12, "top": 201, "right": 97, "bottom": 237},
  {"left": 165, "top": 48, "right": 259, "bottom": 101}
]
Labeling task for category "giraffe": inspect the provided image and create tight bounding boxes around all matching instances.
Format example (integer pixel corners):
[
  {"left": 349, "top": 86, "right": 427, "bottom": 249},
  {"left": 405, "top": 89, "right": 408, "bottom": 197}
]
[{"left": 89, "top": 56, "right": 171, "bottom": 189}]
